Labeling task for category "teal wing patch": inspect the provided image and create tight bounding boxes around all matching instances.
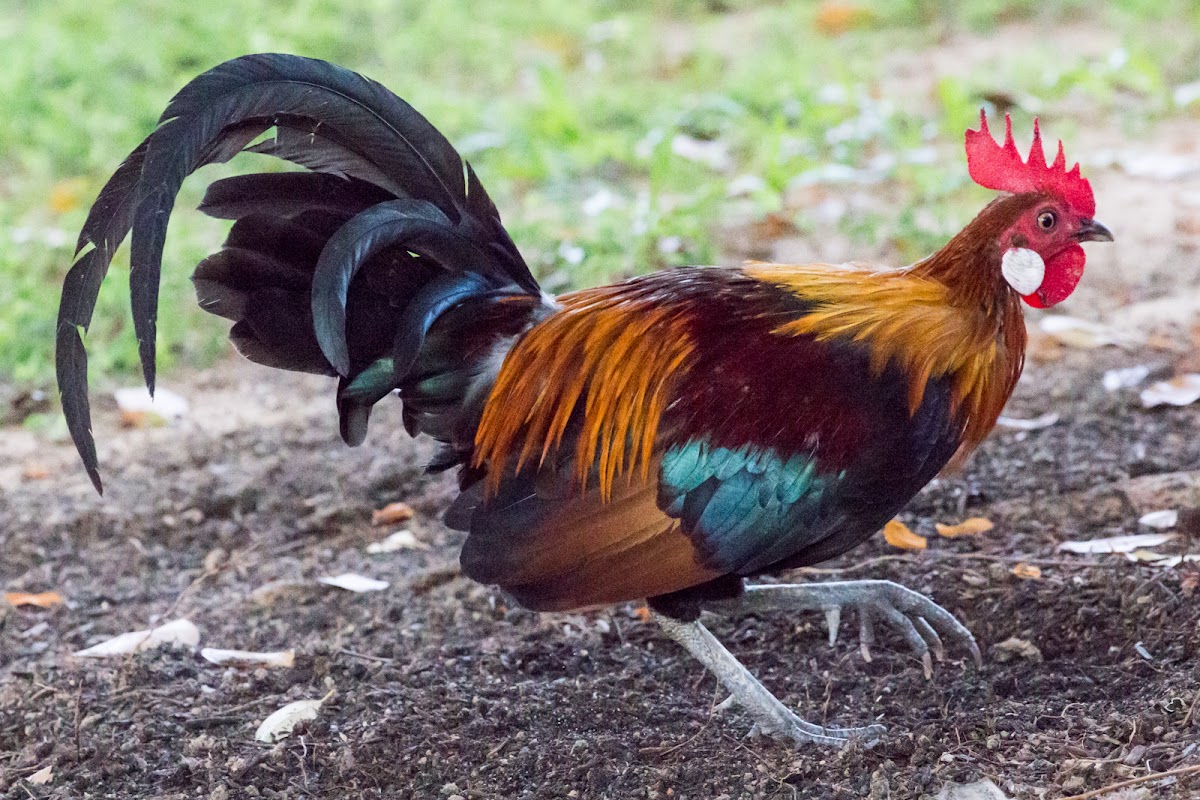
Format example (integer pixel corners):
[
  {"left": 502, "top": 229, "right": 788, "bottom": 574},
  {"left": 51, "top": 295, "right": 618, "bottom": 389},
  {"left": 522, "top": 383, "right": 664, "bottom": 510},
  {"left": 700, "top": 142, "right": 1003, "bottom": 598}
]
[{"left": 659, "top": 440, "right": 845, "bottom": 574}]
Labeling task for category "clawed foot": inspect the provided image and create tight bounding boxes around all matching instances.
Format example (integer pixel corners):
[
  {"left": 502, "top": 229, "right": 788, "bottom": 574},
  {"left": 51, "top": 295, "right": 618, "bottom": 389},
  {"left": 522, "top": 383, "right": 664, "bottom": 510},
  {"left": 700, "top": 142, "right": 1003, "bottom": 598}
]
[
  {"left": 752, "top": 711, "right": 886, "bottom": 747},
  {"left": 819, "top": 581, "right": 981, "bottom": 677},
  {"left": 654, "top": 611, "right": 883, "bottom": 748},
  {"left": 712, "top": 692, "right": 884, "bottom": 746},
  {"left": 653, "top": 581, "right": 979, "bottom": 750},
  {"left": 717, "top": 580, "right": 982, "bottom": 679},
  {"left": 750, "top": 707, "right": 885, "bottom": 747}
]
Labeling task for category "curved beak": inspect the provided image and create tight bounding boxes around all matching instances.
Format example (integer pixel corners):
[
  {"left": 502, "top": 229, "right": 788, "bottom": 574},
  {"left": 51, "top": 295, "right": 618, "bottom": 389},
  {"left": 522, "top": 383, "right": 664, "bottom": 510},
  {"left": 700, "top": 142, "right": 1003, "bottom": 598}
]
[{"left": 1075, "top": 219, "right": 1114, "bottom": 243}]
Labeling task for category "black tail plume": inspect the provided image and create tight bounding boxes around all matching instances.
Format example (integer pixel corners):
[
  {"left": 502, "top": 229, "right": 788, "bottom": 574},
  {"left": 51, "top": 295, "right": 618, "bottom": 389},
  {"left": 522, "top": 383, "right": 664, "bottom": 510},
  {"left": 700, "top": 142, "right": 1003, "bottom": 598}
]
[{"left": 57, "top": 54, "right": 543, "bottom": 491}]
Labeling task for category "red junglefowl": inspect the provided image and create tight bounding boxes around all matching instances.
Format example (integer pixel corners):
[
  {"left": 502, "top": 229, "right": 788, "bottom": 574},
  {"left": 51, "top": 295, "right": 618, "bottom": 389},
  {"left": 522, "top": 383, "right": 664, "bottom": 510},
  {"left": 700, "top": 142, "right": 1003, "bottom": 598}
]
[{"left": 58, "top": 55, "right": 1112, "bottom": 745}]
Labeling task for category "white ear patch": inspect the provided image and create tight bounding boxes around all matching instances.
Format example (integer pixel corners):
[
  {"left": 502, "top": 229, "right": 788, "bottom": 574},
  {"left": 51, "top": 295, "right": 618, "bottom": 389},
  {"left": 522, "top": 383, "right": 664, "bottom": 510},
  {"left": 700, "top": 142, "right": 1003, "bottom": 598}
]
[{"left": 1001, "top": 247, "right": 1045, "bottom": 295}]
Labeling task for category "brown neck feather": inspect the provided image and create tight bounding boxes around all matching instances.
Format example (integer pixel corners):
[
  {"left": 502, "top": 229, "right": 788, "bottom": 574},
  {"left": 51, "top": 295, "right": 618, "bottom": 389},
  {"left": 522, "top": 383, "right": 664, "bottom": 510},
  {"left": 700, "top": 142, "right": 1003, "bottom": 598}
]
[
  {"left": 910, "top": 193, "right": 1041, "bottom": 311},
  {"left": 909, "top": 193, "right": 1035, "bottom": 449},
  {"left": 751, "top": 193, "right": 1037, "bottom": 454}
]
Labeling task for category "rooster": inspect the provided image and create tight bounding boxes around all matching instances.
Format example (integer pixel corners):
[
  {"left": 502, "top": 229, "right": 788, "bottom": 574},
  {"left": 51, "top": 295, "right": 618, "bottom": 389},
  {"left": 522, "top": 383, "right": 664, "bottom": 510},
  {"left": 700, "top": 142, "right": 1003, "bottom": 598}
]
[{"left": 58, "top": 55, "right": 1111, "bottom": 746}]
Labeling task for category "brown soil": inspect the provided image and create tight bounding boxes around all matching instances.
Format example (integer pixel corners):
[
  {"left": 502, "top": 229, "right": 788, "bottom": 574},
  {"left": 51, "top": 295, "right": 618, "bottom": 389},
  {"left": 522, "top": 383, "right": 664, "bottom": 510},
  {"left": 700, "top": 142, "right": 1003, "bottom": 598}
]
[{"left": 2, "top": 343, "right": 1199, "bottom": 800}]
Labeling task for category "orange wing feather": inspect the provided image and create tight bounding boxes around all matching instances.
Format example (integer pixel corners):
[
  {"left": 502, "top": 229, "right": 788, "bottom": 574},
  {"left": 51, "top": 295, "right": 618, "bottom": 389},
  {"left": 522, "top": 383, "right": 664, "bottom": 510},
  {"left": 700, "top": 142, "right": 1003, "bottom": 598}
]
[
  {"left": 745, "top": 262, "right": 1025, "bottom": 454},
  {"left": 473, "top": 281, "right": 697, "bottom": 499},
  {"left": 462, "top": 472, "right": 723, "bottom": 612}
]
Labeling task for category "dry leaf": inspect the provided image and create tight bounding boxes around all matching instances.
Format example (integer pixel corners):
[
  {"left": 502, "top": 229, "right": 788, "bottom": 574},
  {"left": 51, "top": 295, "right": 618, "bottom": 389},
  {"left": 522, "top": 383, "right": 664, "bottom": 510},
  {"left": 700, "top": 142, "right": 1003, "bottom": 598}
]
[
  {"left": 814, "top": 2, "right": 876, "bottom": 35},
  {"left": 317, "top": 574, "right": 389, "bottom": 593},
  {"left": 670, "top": 134, "right": 732, "bottom": 171},
  {"left": 935, "top": 517, "right": 994, "bottom": 538},
  {"left": 203, "top": 547, "right": 228, "bottom": 573},
  {"left": 1147, "top": 554, "right": 1200, "bottom": 569},
  {"left": 1176, "top": 80, "right": 1200, "bottom": 107},
  {"left": 115, "top": 386, "right": 190, "bottom": 428},
  {"left": 995, "top": 413, "right": 1058, "bottom": 431},
  {"left": 529, "top": 31, "right": 580, "bottom": 64},
  {"left": 883, "top": 519, "right": 926, "bottom": 550},
  {"left": 1141, "top": 374, "right": 1200, "bottom": 408},
  {"left": 10, "top": 226, "right": 69, "bottom": 248},
  {"left": 21, "top": 465, "right": 51, "bottom": 481},
  {"left": 749, "top": 211, "right": 798, "bottom": 241},
  {"left": 1139, "top": 509, "right": 1179, "bottom": 529},
  {"left": 1149, "top": 330, "right": 1187, "bottom": 350},
  {"left": 366, "top": 529, "right": 429, "bottom": 554},
  {"left": 1038, "top": 315, "right": 1125, "bottom": 348},
  {"left": 1125, "top": 549, "right": 1171, "bottom": 563},
  {"left": 1111, "top": 291, "right": 1200, "bottom": 340},
  {"left": 371, "top": 501, "right": 415, "bottom": 526},
  {"left": 255, "top": 691, "right": 333, "bottom": 743},
  {"left": 26, "top": 765, "right": 54, "bottom": 785},
  {"left": 1103, "top": 365, "right": 1150, "bottom": 391},
  {"left": 48, "top": 178, "right": 86, "bottom": 214},
  {"left": 5, "top": 591, "right": 64, "bottom": 608},
  {"left": 200, "top": 648, "right": 295, "bottom": 668},
  {"left": 1011, "top": 563, "right": 1042, "bottom": 580},
  {"left": 247, "top": 579, "right": 314, "bottom": 606},
  {"left": 991, "top": 637, "right": 1043, "bottom": 663},
  {"left": 1026, "top": 330, "right": 1064, "bottom": 363},
  {"left": 1058, "top": 533, "right": 1176, "bottom": 554},
  {"left": 73, "top": 618, "right": 200, "bottom": 658}
]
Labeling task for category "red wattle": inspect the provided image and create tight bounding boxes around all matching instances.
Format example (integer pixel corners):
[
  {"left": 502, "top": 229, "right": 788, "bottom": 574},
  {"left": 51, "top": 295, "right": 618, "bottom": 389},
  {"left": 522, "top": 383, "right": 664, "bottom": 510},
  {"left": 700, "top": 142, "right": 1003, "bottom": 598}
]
[{"left": 1022, "top": 243, "right": 1085, "bottom": 307}]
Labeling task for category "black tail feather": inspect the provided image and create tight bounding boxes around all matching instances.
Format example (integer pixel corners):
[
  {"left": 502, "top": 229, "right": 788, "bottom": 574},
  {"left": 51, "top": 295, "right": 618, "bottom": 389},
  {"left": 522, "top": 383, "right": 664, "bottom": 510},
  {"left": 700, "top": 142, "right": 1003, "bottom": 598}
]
[
  {"left": 310, "top": 199, "right": 521, "bottom": 376},
  {"left": 223, "top": 215, "right": 329, "bottom": 272},
  {"left": 247, "top": 123, "right": 405, "bottom": 194},
  {"left": 228, "top": 289, "right": 337, "bottom": 376},
  {"left": 199, "top": 172, "right": 392, "bottom": 220},
  {"left": 58, "top": 53, "right": 544, "bottom": 490},
  {"left": 56, "top": 140, "right": 149, "bottom": 493}
]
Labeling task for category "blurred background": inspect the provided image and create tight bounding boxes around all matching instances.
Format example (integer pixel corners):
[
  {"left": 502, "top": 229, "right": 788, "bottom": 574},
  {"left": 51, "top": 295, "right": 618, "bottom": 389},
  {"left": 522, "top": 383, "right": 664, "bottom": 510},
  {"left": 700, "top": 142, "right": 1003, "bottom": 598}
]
[{"left": 2, "top": 0, "right": 1198, "bottom": 418}]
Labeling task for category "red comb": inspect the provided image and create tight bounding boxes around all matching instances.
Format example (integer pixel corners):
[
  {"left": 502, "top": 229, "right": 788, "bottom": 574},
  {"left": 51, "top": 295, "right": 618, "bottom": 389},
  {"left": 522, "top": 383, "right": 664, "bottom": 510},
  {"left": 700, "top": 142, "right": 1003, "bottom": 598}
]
[{"left": 965, "top": 109, "right": 1094, "bottom": 217}]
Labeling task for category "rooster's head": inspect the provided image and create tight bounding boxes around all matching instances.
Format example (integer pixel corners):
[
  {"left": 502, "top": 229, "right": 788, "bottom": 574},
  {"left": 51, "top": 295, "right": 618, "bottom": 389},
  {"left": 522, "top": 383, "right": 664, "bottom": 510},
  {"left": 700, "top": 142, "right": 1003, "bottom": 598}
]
[{"left": 965, "top": 110, "right": 1112, "bottom": 308}]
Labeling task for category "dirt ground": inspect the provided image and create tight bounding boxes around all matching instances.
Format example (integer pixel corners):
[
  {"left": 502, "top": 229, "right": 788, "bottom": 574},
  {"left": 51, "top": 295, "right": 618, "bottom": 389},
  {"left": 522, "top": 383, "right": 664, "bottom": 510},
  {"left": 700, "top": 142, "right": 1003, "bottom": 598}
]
[
  {"left": 4, "top": 18, "right": 1200, "bottom": 800},
  {"left": 4, "top": 336, "right": 1200, "bottom": 800}
]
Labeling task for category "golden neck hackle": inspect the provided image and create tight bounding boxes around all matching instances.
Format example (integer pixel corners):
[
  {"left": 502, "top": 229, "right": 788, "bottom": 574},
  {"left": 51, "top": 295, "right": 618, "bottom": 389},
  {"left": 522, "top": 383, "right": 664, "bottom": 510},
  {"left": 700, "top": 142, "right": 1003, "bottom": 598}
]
[{"left": 748, "top": 195, "right": 1034, "bottom": 453}]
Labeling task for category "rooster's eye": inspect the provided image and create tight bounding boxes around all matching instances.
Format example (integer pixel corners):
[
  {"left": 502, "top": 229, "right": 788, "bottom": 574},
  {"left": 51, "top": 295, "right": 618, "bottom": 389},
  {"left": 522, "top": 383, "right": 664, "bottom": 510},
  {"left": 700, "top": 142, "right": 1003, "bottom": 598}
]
[{"left": 1037, "top": 210, "right": 1057, "bottom": 230}]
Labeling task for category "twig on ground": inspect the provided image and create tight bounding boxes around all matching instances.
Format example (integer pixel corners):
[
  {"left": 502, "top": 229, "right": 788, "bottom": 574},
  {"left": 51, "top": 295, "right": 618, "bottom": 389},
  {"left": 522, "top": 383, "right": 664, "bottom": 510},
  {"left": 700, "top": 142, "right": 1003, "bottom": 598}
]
[
  {"left": 337, "top": 649, "right": 394, "bottom": 664},
  {"left": 1180, "top": 692, "right": 1200, "bottom": 729},
  {"left": 1058, "top": 762, "right": 1200, "bottom": 800},
  {"left": 486, "top": 735, "right": 513, "bottom": 759}
]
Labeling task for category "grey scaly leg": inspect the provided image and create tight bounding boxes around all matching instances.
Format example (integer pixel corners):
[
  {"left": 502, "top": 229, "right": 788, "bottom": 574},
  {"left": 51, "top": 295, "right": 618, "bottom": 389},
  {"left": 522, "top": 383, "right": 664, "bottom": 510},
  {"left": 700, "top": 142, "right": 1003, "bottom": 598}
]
[
  {"left": 704, "top": 580, "right": 982, "bottom": 678},
  {"left": 652, "top": 611, "right": 884, "bottom": 747}
]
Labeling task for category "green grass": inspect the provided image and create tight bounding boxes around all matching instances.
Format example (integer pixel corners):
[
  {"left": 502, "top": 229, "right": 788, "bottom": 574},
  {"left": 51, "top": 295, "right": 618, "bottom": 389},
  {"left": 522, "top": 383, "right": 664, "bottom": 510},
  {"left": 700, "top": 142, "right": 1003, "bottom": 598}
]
[{"left": 1, "top": 0, "right": 1197, "bottom": 396}]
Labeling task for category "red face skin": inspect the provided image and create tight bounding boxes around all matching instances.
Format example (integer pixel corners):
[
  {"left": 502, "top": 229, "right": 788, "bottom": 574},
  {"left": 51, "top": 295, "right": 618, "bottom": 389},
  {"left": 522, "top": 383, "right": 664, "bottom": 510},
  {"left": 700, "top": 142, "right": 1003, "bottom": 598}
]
[{"left": 999, "top": 198, "right": 1111, "bottom": 308}]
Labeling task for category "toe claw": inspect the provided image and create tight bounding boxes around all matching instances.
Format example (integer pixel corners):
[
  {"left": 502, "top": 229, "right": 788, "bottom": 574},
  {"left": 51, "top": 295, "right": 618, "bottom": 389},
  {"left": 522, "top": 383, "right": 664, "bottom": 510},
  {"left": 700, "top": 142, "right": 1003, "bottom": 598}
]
[
  {"left": 859, "top": 615, "right": 875, "bottom": 663},
  {"left": 825, "top": 607, "right": 842, "bottom": 646},
  {"left": 916, "top": 617, "right": 945, "bottom": 662},
  {"left": 921, "top": 652, "right": 933, "bottom": 680}
]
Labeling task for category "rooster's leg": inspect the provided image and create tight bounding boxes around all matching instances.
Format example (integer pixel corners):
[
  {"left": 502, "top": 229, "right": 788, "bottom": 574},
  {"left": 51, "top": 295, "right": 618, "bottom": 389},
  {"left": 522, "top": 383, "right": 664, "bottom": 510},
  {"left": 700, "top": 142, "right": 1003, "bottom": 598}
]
[
  {"left": 652, "top": 611, "right": 884, "bottom": 747},
  {"left": 705, "top": 580, "right": 981, "bottom": 678}
]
